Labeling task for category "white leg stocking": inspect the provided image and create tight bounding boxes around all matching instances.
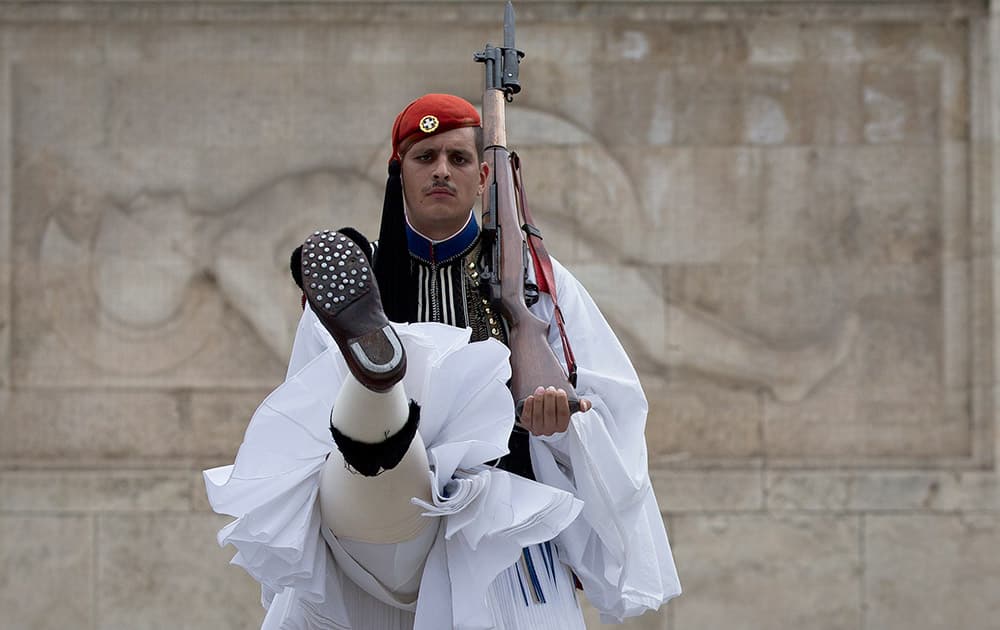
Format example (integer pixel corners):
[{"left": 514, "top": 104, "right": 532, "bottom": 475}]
[{"left": 319, "top": 375, "right": 436, "bottom": 593}]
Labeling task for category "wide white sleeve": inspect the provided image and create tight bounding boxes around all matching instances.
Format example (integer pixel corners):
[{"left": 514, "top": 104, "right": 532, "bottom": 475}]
[{"left": 527, "top": 257, "right": 681, "bottom": 623}]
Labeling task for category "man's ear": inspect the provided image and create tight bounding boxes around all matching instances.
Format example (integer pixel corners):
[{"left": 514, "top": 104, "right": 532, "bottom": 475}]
[{"left": 478, "top": 161, "right": 490, "bottom": 194}]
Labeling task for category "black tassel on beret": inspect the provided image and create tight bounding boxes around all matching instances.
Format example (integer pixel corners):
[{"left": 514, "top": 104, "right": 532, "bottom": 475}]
[{"left": 373, "top": 160, "right": 418, "bottom": 324}]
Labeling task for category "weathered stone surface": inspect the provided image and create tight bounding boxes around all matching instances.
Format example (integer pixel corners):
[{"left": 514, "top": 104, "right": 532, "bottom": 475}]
[
  {"left": 765, "top": 386, "right": 970, "bottom": 462},
  {"left": 977, "top": 255, "right": 1000, "bottom": 387},
  {"left": 616, "top": 148, "right": 694, "bottom": 266},
  {"left": 6, "top": 23, "right": 105, "bottom": 63},
  {"left": 767, "top": 471, "right": 1000, "bottom": 512},
  {"left": 942, "top": 259, "right": 971, "bottom": 394},
  {"left": 866, "top": 515, "right": 1000, "bottom": 630},
  {"left": 0, "top": 389, "right": 187, "bottom": 464},
  {"left": 592, "top": 62, "right": 674, "bottom": 147},
  {"left": 681, "top": 148, "right": 762, "bottom": 264},
  {"left": 655, "top": 259, "right": 865, "bottom": 413},
  {"left": 669, "top": 23, "right": 750, "bottom": 68},
  {"left": 645, "top": 377, "right": 763, "bottom": 461},
  {"left": 188, "top": 389, "right": 268, "bottom": 460},
  {"left": 666, "top": 261, "right": 853, "bottom": 344},
  {"left": 98, "top": 513, "right": 263, "bottom": 630},
  {"left": 12, "top": 63, "right": 108, "bottom": 151},
  {"left": 581, "top": 598, "right": 668, "bottom": 629},
  {"left": 941, "top": 140, "right": 970, "bottom": 260},
  {"left": 106, "top": 62, "right": 386, "bottom": 161},
  {"left": 11, "top": 54, "right": 382, "bottom": 387},
  {"left": 6, "top": 13, "right": 978, "bottom": 466},
  {"left": 0, "top": 470, "right": 191, "bottom": 512},
  {"left": 673, "top": 68, "right": 747, "bottom": 147},
  {"left": 572, "top": 263, "right": 669, "bottom": 361},
  {"left": 792, "top": 63, "right": 866, "bottom": 145},
  {"left": 746, "top": 22, "right": 804, "bottom": 64},
  {"left": 651, "top": 469, "right": 763, "bottom": 513},
  {"left": 862, "top": 63, "right": 940, "bottom": 144},
  {"left": 799, "top": 24, "right": 866, "bottom": 63},
  {"left": 191, "top": 470, "right": 215, "bottom": 513},
  {"left": 742, "top": 66, "right": 795, "bottom": 145},
  {"left": 973, "top": 384, "right": 994, "bottom": 465},
  {"left": 849, "top": 145, "right": 941, "bottom": 264},
  {"left": 671, "top": 514, "right": 861, "bottom": 630},
  {"left": 12, "top": 220, "right": 287, "bottom": 390},
  {"left": 0, "top": 515, "right": 93, "bottom": 629},
  {"left": 0, "top": 58, "right": 10, "bottom": 390},
  {"left": 762, "top": 295, "right": 972, "bottom": 462},
  {"left": 759, "top": 147, "right": 855, "bottom": 266},
  {"left": 994, "top": 384, "right": 1000, "bottom": 465},
  {"left": 11, "top": 163, "right": 289, "bottom": 388},
  {"left": 905, "top": 471, "right": 1000, "bottom": 512},
  {"left": 0, "top": 1, "right": 987, "bottom": 25},
  {"left": 0, "top": 8, "right": 992, "bottom": 630},
  {"left": 0, "top": 387, "right": 283, "bottom": 466}
]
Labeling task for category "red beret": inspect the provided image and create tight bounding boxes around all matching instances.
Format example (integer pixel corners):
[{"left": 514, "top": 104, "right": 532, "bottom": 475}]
[{"left": 390, "top": 94, "right": 481, "bottom": 163}]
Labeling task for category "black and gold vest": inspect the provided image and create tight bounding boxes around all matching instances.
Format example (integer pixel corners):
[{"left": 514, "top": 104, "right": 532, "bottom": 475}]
[{"left": 402, "top": 213, "right": 533, "bottom": 480}]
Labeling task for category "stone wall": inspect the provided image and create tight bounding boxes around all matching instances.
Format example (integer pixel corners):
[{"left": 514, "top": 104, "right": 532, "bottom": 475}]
[{"left": 1, "top": 1, "right": 998, "bottom": 628}]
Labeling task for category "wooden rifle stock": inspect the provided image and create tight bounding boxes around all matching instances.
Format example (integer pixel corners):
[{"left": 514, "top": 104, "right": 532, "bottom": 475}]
[{"left": 480, "top": 87, "right": 581, "bottom": 419}]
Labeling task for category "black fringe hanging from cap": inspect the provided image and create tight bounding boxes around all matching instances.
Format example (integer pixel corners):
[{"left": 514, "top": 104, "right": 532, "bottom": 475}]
[{"left": 374, "top": 160, "right": 418, "bottom": 323}]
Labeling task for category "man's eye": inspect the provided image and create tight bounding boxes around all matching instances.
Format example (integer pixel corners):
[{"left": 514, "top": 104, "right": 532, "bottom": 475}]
[
  {"left": 452, "top": 155, "right": 467, "bottom": 164},
  {"left": 416, "top": 154, "right": 432, "bottom": 162}
]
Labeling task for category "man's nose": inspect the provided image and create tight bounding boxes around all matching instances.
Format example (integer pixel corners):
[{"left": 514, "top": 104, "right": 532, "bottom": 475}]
[{"left": 431, "top": 155, "right": 451, "bottom": 179}]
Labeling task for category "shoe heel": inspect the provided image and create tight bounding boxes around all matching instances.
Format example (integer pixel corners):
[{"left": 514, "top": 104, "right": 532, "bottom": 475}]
[{"left": 350, "top": 325, "right": 404, "bottom": 375}]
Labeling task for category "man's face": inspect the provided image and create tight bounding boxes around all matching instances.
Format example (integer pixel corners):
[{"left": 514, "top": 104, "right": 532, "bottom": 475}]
[{"left": 401, "top": 127, "right": 488, "bottom": 240}]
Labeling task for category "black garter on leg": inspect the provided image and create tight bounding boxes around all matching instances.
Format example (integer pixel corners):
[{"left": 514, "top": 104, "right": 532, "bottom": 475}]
[{"left": 329, "top": 400, "right": 421, "bottom": 477}]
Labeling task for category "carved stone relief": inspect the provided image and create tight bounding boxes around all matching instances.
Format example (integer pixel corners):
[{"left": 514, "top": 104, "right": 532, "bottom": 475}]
[
  {"left": 0, "top": 5, "right": 995, "bottom": 630},
  {"left": 7, "top": 16, "right": 979, "bottom": 465}
]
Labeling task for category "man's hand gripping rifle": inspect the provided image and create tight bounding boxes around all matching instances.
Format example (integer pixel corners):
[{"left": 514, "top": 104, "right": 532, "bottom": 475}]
[{"left": 475, "top": 2, "right": 585, "bottom": 423}]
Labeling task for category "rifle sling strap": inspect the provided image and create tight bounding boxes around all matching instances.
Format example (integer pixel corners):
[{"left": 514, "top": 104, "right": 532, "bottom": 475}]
[
  {"left": 521, "top": 223, "right": 543, "bottom": 239},
  {"left": 510, "top": 151, "right": 578, "bottom": 387}
]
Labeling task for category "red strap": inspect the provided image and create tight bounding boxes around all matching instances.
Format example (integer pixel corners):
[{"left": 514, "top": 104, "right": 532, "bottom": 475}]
[
  {"left": 531, "top": 252, "right": 550, "bottom": 294},
  {"left": 510, "top": 152, "right": 578, "bottom": 386}
]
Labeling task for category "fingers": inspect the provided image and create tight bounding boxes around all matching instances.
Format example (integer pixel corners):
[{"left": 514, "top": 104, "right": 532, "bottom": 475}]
[
  {"left": 522, "top": 386, "right": 577, "bottom": 437},
  {"left": 555, "top": 388, "right": 570, "bottom": 433},
  {"left": 520, "top": 386, "right": 595, "bottom": 437},
  {"left": 542, "top": 387, "right": 558, "bottom": 435},
  {"left": 519, "top": 386, "right": 545, "bottom": 434},
  {"left": 518, "top": 387, "right": 545, "bottom": 432}
]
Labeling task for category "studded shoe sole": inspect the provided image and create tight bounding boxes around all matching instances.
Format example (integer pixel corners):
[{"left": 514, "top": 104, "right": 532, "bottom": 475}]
[{"left": 301, "top": 230, "right": 406, "bottom": 392}]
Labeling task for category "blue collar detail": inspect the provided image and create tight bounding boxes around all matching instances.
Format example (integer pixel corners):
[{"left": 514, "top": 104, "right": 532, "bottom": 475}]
[{"left": 406, "top": 212, "right": 480, "bottom": 264}]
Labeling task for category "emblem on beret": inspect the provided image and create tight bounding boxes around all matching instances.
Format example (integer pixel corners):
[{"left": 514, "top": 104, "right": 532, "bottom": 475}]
[{"left": 419, "top": 115, "right": 439, "bottom": 133}]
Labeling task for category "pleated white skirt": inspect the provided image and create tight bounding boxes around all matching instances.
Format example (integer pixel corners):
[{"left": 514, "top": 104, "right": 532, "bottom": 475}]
[{"left": 335, "top": 542, "right": 585, "bottom": 630}]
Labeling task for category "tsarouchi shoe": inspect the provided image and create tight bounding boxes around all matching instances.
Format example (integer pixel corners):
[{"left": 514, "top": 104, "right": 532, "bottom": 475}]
[{"left": 300, "top": 230, "right": 406, "bottom": 392}]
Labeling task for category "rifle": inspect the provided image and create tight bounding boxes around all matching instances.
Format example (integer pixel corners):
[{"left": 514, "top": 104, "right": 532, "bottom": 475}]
[{"left": 474, "top": 1, "right": 581, "bottom": 419}]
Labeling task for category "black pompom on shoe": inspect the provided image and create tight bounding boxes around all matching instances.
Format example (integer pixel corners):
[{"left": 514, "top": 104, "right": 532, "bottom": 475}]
[{"left": 290, "top": 245, "right": 304, "bottom": 289}]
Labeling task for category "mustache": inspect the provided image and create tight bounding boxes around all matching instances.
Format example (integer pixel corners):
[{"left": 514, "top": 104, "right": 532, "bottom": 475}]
[{"left": 423, "top": 181, "right": 456, "bottom": 195}]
